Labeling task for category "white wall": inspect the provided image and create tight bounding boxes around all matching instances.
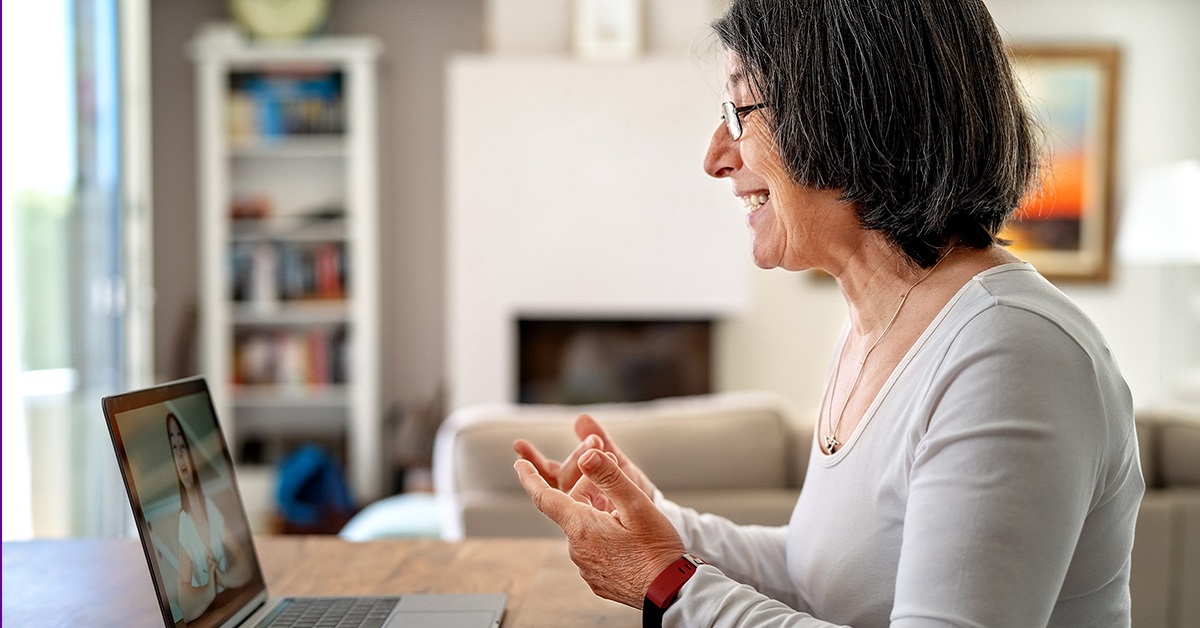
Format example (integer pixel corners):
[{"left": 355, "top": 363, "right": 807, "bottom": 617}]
[
  {"left": 446, "top": 56, "right": 751, "bottom": 410},
  {"left": 455, "top": 0, "right": 1200, "bottom": 416}
]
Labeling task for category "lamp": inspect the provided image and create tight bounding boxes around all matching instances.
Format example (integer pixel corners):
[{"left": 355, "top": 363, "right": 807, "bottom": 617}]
[
  {"left": 1118, "top": 160, "right": 1200, "bottom": 263},
  {"left": 1118, "top": 160, "right": 1200, "bottom": 410}
]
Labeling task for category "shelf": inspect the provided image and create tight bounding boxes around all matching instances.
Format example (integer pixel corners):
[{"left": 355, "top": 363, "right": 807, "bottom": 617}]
[
  {"left": 232, "top": 384, "right": 351, "bottom": 408},
  {"left": 194, "top": 31, "right": 382, "bottom": 500},
  {"left": 231, "top": 301, "right": 350, "bottom": 325},
  {"left": 230, "top": 135, "right": 347, "bottom": 158},
  {"left": 191, "top": 33, "right": 381, "bottom": 66},
  {"left": 231, "top": 216, "right": 347, "bottom": 243}
]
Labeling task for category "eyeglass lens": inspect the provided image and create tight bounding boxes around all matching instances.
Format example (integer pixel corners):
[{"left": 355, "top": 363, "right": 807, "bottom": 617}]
[{"left": 720, "top": 102, "right": 743, "bottom": 141}]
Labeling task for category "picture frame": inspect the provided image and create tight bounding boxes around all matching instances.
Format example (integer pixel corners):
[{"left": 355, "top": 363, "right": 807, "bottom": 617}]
[
  {"left": 572, "top": 0, "right": 642, "bottom": 61},
  {"left": 1002, "top": 45, "right": 1121, "bottom": 282}
]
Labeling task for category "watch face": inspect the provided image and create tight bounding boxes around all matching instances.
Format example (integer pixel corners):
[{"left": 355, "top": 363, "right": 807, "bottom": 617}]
[{"left": 230, "top": 0, "right": 330, "bottom": 40}]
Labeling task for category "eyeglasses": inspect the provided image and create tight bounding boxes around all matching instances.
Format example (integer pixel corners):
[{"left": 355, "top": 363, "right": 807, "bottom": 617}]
[{"left": 720, "top": 101, "right": 767, "bottom": 141}]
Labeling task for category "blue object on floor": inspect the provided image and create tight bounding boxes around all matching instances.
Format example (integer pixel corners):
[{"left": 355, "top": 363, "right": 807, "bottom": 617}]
[
  {"left": 276, "top": 445, "right": 355, "bottom": 530},
  {"left": 338, "top": 492, "right": 442, "bottom": 540}
]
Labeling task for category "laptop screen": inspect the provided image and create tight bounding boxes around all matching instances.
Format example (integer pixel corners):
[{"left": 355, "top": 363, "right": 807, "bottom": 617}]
[{"left": 103, "top": 377, "right": 270, "bottom": 628}]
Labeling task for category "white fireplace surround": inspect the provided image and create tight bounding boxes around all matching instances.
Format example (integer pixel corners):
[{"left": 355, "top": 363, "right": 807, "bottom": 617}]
[{"left": 445, "top": 56, "right": 751, "bottom": 410}]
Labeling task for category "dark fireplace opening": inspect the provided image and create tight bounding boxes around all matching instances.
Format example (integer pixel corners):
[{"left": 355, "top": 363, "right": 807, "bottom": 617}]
[{"left": 517, "top": 318, "right": 713, "bottom": 405}]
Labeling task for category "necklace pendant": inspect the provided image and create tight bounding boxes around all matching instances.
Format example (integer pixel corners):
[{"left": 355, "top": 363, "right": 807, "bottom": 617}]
[{"left": 824, "top": 434, "right": 840, "bottom": 454}]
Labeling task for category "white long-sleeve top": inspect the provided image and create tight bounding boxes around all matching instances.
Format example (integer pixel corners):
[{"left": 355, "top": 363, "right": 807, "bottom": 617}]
[{"left": 658, "top": 263, "right": 1144, "bottom": 627}]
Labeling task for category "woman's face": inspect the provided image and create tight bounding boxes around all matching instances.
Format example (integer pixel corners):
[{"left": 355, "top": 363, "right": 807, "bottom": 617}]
[
  {"left": 703, "top": 53, "right": 849, "bottom": 271},
  {"left": 168, "top": 419, "right": 194, "bottom": 488}
]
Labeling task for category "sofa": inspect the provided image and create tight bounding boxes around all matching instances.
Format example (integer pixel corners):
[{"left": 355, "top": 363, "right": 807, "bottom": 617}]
[
  {"left": 433, "top": 391, "right": 806, "bottom": 540},
  {"left": 431, "top": 393, "right": 1200, "bottom": 628},
  {"left": 1130, "top": 413, "right": 1200, "bottom": 628}
]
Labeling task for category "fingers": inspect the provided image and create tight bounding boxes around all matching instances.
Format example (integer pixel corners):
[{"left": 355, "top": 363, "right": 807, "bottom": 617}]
[
  {"left": 566, "top": 452, "right": 618, "bottom": 511},
  {"left": 574, "top": 415, "right": 617, "bottom": 454},
  {"left": 513, "top": 439, "right": 562, "bottom": 485},
  {"left": 557, "top": 434, "right": 602, "bottom": 491},
  {"left": 516, "top": 417, "right": 628, "bottom": 499},
  {"left": 577, "top": 448, "right": 655, "bottom": 521},
  {"left": 573, "top": 415, "right": 656, "bottom": 497},
  {"left": 514, "top": 459, "right": 575, "bottom": 527}
]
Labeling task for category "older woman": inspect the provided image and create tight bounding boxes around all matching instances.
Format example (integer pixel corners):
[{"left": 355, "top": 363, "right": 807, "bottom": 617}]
[{"left": 513, "top": 0, "right": 1143, "bottom": 626}]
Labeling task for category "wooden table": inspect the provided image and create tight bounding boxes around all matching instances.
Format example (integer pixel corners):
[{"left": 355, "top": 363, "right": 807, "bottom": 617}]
[{"left": 2, "top": 536, "right": 639, "bottom": 627}]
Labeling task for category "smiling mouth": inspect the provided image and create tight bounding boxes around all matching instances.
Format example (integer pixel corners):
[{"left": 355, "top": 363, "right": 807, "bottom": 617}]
[{"left": 740, "top": 192, "right": 770, "bottom": 213}]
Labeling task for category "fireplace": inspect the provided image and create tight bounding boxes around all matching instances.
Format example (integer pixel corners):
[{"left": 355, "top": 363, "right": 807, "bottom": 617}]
[
  {"left": 517, "top": 318, "right": 712, "bottom": 404},
  {"left": 446, "top": 58, "right": 750, "bottom": 410}
]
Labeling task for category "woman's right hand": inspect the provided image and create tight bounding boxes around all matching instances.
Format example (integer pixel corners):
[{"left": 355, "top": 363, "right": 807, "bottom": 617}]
[{"left": 513, "top": 414, "right": 657, "bottom": 498}]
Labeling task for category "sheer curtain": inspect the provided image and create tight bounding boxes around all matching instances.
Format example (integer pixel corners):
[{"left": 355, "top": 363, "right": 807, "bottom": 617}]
[
  {"left": 2, "top": 0, "right": 74, "bottom": 541},
  {"left": 2, "top": 141, "right": 33, "bottom": 541},
  {"left": 1, "top": 0, "right": 153, "bottom": 539}
]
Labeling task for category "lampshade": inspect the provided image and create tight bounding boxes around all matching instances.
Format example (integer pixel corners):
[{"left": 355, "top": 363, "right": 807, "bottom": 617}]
[{"left": 1118, "top": 160, "right": 1200, "bottom": 264}]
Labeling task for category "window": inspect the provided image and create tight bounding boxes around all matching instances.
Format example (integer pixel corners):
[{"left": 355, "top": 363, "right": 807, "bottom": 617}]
[{"left": 2, "top": 0, "right": 151, "bottom": 539}]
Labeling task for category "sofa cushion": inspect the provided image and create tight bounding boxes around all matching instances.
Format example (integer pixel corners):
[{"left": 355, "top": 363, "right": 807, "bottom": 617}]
[
  {"left": 1137, "top": 419, "right": 1160, "bottom": 489},
  {"left": 667, "top": 489, "right": 800, "bottom": 527},
  {"left": 1131, "top": 494, "right": 1173, "bottom": 628},
  {"left": 1171, "top": 489, "right": 1200, "bottom": 627},
  {"left": 433, "top": 391, "right": 803, "bottom": 539},
  {"left": 446, "top": 392, "right": 800, "bottom": 494},
  {"left": 605, "top": 410, "right": 791, "bottom": 490},
  {"left": 1133, "top": 488, "right": 1200, "bottom": 628},
  {"left": 455, "top": 488, "right": 802, "bottom": 538},
  {"left": 1159, "top": 421, "right": 1200, "bottom": 486}
]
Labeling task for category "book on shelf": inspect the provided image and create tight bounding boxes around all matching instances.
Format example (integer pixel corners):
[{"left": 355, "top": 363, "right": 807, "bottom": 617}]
[
  {"left": 308, "top": 331, "right": 329, "bottom": 386},
  {"left": 230, "top": 240, "right": 347, "bottom": 304},
  {"left": 312, "top": 242, "right": 343, "bottom": 298},
  {"left": 232, "top": 326, "right": 349, "bottom": 388},
  {"left": 228, "top": 69, "right": 345, "bottom": 142}
]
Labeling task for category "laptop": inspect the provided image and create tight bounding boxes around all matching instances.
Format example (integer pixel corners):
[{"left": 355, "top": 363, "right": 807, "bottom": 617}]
[{"left": 101, "top": 376, "right": 506, "bottom": 628}]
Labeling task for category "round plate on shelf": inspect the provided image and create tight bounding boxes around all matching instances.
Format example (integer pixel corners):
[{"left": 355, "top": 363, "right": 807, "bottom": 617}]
[{"left": 229, "top": 0, "right": 330, "bottom": 41}]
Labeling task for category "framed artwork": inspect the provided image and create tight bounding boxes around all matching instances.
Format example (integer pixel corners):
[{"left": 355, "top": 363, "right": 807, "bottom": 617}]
[
  {"left": 1003, "top": 45, "right": 1121, "bottom": 282},
  {"left": 573, "top": 0, "right": 642, "bottom": 61}
]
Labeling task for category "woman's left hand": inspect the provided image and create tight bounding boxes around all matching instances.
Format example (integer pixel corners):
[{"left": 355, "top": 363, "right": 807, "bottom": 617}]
[{"left": 514, "top": 448, "right": 684, "bottom": 608}]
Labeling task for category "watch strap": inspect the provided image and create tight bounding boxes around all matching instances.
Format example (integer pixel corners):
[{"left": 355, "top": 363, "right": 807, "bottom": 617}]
[
  {"left": 642, "top": 597, "right": 666, "bottom": 628},
  {"left": 642, "top": 554, "right": 705, "bottom": 627}
]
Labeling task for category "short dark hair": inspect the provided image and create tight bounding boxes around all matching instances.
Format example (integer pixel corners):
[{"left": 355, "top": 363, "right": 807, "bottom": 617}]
[{"left": 713, "top": 0, "right": 1039, "bottom": 267}]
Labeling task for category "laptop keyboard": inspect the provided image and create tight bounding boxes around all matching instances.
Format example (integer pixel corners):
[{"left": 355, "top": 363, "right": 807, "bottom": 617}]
[{"left": 262, "top": 597, "right": 401, "bottom": 628}]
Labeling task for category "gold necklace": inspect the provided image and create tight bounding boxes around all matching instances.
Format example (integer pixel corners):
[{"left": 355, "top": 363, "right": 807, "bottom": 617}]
[{"left": 822, "top": 249, "right": 955, "bottom": 454}]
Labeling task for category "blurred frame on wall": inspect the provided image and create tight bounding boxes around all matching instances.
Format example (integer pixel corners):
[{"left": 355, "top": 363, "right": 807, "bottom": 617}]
[
  {"left": 1004, "top": 45, "right": 1121, "bottom": 282},
  {"left": 572, "top": 0, "right": 643, "bottom": 61}
]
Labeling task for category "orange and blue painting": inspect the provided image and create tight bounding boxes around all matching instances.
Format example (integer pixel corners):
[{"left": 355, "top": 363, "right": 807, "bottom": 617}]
[{"left": 1003, "top": 47, "right": 1118, "bottom": 281}]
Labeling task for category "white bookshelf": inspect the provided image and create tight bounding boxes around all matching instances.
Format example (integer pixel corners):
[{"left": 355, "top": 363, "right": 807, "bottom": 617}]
[{"left": 191, "top": 30, "right": 383, "bottom": 502}]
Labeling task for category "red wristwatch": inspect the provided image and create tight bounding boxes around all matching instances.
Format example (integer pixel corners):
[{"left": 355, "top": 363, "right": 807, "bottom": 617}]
[{"left": 643, "top": 554, "right": 705, "bottom": 627}]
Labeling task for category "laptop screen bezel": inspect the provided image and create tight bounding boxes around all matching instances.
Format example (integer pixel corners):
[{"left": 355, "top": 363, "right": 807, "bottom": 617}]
[{"left": 102, "top": 376, "right": 270, "bottom": 628}]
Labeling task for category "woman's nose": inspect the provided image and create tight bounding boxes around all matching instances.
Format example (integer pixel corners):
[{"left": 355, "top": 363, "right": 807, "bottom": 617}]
[{"left": 703, "top": 123, "right": 739, "bottom": 179}]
